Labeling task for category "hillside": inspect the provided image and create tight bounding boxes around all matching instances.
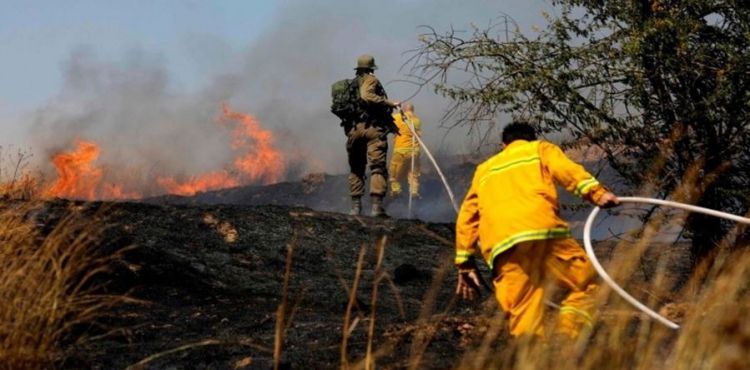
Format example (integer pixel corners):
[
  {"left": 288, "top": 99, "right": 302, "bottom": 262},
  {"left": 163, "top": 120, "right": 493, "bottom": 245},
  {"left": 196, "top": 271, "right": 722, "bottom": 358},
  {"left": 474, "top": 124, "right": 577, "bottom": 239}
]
[
  {"left": 15, "top": 199, "right": 473, "bottom": 368},
  {"left": 1, "top": 199, "right": 707, "bottom": 369},
  {"left": 144, "top": 160, "right": 630, "bottom": 239}
]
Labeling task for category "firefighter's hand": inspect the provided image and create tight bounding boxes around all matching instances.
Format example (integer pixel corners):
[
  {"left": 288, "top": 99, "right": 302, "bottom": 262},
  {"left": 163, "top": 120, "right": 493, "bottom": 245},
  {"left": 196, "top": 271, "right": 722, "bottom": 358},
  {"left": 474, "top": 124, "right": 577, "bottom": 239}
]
[
  {"left": 456, "top": 268, "right": 482, "bottom": 300},
  {"left": 391, "top": 100, "right": 401, "bottom": 108},
  {"left": 596, "top": 192, "right": 620, "bottom": 208}
]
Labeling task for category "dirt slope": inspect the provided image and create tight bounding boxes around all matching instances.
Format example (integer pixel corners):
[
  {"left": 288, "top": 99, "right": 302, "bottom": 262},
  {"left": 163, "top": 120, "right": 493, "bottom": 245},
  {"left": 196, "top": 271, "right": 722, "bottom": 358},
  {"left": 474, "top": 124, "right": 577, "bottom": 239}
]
[
  {"left": 6, "top": 199, "right": 689, "bottom": 369},
  {"left": 15, "top": 200, "right": 485, "bottom": 369}
]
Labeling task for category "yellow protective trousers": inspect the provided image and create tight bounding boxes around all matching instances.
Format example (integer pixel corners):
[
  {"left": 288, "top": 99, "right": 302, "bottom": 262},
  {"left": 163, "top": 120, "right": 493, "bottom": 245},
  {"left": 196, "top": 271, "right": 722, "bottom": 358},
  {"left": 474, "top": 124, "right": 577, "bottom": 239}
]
[
  {"left": 492, "top": 237, "right": 597, "bottom": 338},
  {"left": 388, "top": 150, "right": 420, "bottom": 196}
]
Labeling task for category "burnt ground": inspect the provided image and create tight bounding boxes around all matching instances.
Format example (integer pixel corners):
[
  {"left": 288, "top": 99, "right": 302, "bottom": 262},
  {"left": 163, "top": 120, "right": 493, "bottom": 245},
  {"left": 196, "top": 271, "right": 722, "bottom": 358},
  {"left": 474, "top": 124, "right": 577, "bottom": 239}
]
[
  {"left": 143, "top": 164, "right": 630, "bottom": 239},
  {"left": 17, "top": 200, "right": 484, "bottom": 369},
  {"left": 3, "top": 199, "right": 691, "bottom": 369},
  {"left": 143, "top": 169, "right": 476, "bottom": 223}
]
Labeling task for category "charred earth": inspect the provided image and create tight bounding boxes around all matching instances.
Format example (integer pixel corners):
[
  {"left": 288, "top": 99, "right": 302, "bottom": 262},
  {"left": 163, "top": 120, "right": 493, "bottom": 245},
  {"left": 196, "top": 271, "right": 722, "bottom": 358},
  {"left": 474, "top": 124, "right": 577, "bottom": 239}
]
[
  {"left": 3, "top": 180, "right": 688, "bottom": 369},
  {"left": 9, "top": 199, "right": 488, "bottom": 369}
]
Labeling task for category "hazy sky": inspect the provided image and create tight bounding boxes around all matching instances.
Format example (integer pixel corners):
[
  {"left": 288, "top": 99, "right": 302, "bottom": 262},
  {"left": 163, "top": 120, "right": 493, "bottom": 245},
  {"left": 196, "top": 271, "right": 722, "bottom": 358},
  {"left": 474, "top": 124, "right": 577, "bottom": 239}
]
[
  {"left": 0, "top": 0, "right": 277, "bottom": 141},
  {"left": 0, "top": 0, "right": 553, "bottom": 175}
]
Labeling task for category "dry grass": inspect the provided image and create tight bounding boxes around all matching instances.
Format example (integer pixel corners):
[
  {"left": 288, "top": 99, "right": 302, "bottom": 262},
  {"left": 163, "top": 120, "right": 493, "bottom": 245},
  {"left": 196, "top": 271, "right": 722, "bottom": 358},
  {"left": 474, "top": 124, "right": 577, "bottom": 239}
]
[
  {"left": 0, "top": 202, "right": 124, "bottom": 369},
  {"left": 448, "top": 250, "right": 748, "bottom": 370},
  {"left": 335, "top": 241, "right": 748, "bottom": 370},
  {"left": 336, "top": 202, "right": 749, "bottom": 370},
  {"left": 0, "top": 147, "right": 37, "bottom": 200}
]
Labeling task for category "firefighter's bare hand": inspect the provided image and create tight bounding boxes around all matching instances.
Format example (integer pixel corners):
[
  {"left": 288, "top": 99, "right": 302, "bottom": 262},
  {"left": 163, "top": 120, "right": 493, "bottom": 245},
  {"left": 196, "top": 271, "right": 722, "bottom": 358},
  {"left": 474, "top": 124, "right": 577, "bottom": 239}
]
[
  {"left": 597, "top": 192, "right": 620, "bottom": 208},
  {"left": 392, "top": 100, "right": 401, "bottom": 108},
  {"left": 456, "top": 269, "right": 482, "bottom": 300}
]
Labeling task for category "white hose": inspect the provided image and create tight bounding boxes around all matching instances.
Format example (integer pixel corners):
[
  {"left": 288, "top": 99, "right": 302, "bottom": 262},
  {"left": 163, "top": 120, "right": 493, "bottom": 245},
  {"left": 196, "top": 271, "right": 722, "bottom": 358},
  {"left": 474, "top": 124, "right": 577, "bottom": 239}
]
[
  {"left": 398, "top": 108, "right": 459, "bottom": 213},
  {"left": 583, "top": 196, "right": 750, "bottom": 330},
  {"left": 408, "top": 122, "right": 416, "bottom": 218}
]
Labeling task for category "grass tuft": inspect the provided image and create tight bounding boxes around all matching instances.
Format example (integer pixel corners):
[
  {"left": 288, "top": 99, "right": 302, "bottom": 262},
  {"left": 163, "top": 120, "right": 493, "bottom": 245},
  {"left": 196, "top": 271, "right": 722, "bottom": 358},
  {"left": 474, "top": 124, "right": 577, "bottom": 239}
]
[{"left": 0, "top": 202, "right": 124, "bottom": 368}]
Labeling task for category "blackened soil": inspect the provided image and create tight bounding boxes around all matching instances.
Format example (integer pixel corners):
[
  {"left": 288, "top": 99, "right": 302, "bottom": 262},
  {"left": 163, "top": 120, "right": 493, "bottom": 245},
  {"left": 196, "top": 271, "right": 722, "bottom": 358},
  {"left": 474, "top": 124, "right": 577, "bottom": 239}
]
[
  {"left": 3, "top": 199, "right": 690, "bottom": 369},
  {"left": 9, "top": 200, "right": 493, "bottom": 369}
]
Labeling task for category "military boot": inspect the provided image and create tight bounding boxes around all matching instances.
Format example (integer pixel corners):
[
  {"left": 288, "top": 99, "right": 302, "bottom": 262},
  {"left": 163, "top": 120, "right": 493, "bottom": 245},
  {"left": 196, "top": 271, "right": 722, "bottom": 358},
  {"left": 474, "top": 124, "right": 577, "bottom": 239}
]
[
  {"left": 371, "top": 196, "right": 389, "bottom": 218},
  {"left": 349, "top": 196, "right": 362, "bottom": 216}
]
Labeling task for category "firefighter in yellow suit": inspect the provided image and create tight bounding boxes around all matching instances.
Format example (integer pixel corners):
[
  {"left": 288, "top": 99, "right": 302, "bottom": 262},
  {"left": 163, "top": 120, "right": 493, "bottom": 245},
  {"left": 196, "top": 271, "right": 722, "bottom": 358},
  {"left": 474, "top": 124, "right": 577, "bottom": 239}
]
[
  {"left": 454, "top": 122, "right": 619, "bottom": 338},
  {"left": 389, "top": 103, "right": 421, "bottom": 197}
]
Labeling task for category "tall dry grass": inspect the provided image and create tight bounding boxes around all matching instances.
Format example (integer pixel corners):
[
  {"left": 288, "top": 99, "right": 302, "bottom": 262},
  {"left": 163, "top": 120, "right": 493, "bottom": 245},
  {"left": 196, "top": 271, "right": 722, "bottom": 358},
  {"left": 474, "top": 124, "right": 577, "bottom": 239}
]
[
  {"left": 0, "top": 147, "right": 37, "bottom": 200},
  {"left": 337, "top": 240, "right": 748, "bottom": 370},
  {"left": 0, "top": 202, "right": 124, "bottom": 368},
  {"left": 448, "top": 249, "right": 749, "bottom": 370},
  {"left": 338, "top": 203, "right": 748, "bottom": 369}
]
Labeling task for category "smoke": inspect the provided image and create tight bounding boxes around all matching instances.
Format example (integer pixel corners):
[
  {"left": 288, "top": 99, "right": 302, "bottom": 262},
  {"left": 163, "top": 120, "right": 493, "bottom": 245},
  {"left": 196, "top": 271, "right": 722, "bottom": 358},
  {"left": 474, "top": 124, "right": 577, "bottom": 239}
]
[
  {"left": 232, "top": 0, "right": 531, "bottom": 172},
  {"left": 30, "top": 49, "right": 233, "bottom": 195},
  {"left": 28, "top": 0, "right": 548, "bottom": 196}
]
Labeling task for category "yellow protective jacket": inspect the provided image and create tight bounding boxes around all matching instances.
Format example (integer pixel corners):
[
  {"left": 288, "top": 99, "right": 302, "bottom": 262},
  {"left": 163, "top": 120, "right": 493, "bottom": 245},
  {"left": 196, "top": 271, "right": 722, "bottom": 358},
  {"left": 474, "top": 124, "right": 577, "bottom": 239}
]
[
  {"left": 392, "top": 112, "right": 421, "bottom": 152},
  {"left": 455, "top": 140, "right": 608, "bottom": 269}
]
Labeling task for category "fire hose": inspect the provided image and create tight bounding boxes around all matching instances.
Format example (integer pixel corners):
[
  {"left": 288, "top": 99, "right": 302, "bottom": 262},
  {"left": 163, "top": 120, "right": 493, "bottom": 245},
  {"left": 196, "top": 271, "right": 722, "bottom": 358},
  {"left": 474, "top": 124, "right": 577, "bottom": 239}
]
[
  {"left": 408, "top": 116, "right": 417, "bottom": 218},
  {"left": 397, "top": 107, "right": 459, "bottom": 214},
  {"left": 394, "top": 107, "right": 750, "bottom": 329},
  {"left": 390, "top": 112, "right": 750, "bottom": 329},
  {"left": 583, "top": 196, "right": 750, "bottom": 329}
]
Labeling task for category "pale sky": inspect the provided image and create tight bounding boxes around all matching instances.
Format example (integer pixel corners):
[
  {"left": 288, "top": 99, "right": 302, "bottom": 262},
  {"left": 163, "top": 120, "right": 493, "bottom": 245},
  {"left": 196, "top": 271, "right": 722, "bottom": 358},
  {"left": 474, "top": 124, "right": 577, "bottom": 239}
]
[
  {"left": 1, "top": 0, "right": 278, "bottom": 143},
  {"left": 0, "top": 0, "right": 554, "bottom": 173}
]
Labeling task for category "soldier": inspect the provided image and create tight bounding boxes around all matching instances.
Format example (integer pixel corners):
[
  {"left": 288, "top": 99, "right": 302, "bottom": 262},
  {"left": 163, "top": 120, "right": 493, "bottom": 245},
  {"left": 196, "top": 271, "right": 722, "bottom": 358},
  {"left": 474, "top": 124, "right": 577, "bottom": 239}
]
[
  {"left": 346, "top": 54, "right": 400, "bottom": 217},
  {"left": 389, "top": 103, "right": 422, "bottom": 198}
]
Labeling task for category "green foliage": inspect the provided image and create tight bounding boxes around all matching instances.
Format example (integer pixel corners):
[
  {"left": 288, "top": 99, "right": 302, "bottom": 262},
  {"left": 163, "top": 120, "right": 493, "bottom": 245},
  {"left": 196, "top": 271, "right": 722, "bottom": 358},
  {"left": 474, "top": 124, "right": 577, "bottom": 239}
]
[{"left": 411, "top": 1, "right": 750, "bottom": 261}]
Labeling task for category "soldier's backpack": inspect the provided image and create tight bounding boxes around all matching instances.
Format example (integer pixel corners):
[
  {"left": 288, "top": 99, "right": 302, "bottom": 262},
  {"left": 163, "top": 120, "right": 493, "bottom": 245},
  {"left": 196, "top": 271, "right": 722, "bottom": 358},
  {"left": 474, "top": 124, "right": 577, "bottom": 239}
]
[{"left": 330, "top": 78, "right": 364, "bottom": 125}]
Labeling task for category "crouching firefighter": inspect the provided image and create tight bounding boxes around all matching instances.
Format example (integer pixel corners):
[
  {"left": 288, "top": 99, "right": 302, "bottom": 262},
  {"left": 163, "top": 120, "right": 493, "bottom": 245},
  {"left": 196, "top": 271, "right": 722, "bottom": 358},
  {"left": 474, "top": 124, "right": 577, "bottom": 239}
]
[
  {"left": 331, "top": 54, "right": 400, "bottom": 217},
  {"left": 454, "top": 122, "right": 619, "bottom": 339}
]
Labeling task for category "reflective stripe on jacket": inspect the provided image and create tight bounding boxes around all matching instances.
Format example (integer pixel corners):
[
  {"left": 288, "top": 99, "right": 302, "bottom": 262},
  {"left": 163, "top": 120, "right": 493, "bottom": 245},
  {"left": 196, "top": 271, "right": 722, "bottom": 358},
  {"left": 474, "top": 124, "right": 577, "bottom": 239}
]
[
  {"left": 455, "top": 140, "right": 608, "bottom": 269},
  {"left": 392, "top": 112, "right": 421, "bottom": 152}
]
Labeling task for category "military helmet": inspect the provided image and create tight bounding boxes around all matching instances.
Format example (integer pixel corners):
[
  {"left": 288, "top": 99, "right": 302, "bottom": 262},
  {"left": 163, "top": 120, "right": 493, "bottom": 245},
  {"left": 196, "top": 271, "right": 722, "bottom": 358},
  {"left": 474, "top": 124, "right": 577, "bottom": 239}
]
[{"left": 355, "top": 54, "right": 378, "bottom": 70}]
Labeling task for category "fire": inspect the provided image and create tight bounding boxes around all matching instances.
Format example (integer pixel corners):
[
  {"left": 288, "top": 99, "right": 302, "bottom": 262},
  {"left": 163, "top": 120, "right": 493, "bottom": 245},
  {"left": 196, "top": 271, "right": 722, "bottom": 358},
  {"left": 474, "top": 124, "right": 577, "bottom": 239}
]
[
  {"left": 101, "top": 183, "right": 142, "bottom": 200},
  {"left": 42, "top": 105, "right": 284, "bottom": 200},
  {"left": 157, "top": 104, "right": 285, "bottom": 196},
  {"left": 44, "top": 140, "right": 142, "bottom": 200},
  {"left": 45, "top": 140, "right": 104, "bottom": 200},
  {"left": 220, "top": 104, "right": 284, "bottom": 184},
  {"left": 156, "top": 171, "right": 239, "bottom": 197}
]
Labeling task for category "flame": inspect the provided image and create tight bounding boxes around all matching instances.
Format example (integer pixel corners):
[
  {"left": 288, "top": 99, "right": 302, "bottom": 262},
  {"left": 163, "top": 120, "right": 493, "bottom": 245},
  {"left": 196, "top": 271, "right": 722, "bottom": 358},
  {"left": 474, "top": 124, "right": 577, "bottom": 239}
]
[
  {"left": 42, "top": 105, "right": 284, "bottom": 200},
  {"left": 157, "top": 104, "right": 285, "bottom": 196},
  {"left": 156, "top": 171, "right": 239, "bottom": 197},
  {"left": 219, "top": 104, "right": 284, "bottom": 184},
  {"left": 101, "top": 183, "right": 141, "bottom": 200},
  {"left": 44, "top": 140, "right": 141, "bottom": 200},
  {"left": 45, "top": 140, "right": 104, "bottom": 200}
]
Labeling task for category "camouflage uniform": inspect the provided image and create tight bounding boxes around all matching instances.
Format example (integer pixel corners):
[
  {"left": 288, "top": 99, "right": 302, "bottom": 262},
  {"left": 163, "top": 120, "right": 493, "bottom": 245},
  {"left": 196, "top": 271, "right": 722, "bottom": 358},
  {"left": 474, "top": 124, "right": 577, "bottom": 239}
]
[{"left": 346, "top": 73, "right": 397, "bottom": 198}]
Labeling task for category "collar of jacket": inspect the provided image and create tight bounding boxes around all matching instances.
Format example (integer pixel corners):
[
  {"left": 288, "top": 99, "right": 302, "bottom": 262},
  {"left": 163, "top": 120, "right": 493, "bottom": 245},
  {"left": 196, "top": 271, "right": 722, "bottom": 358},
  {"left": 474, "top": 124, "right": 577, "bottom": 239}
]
[{"left": 503, "top": 140, "right": 531, "bottom": 150}]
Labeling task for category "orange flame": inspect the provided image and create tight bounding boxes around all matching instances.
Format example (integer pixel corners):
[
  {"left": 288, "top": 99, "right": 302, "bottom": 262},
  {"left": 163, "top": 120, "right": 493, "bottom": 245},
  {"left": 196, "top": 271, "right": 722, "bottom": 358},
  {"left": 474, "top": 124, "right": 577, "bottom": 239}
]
[
  {"left": 43, "top": 105, "right": 283, "bottom": 199},
  {"left": 157, "top": 104, "right": 285, "bottom": 196},
  {"left": 44, "top": 140, "right": 141, "bottom": 200},
  {"left": 45, "top": 140, "right": 103, "bottom": 200},
  {"left": 101, "top": 183, "right": 142, "bottom": 200},
  {"left": 156, "top": 171, "right": 239, "bottom": 197},
  {"left": 220, "top": 104, "right": 284, "bottom": 184}
]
